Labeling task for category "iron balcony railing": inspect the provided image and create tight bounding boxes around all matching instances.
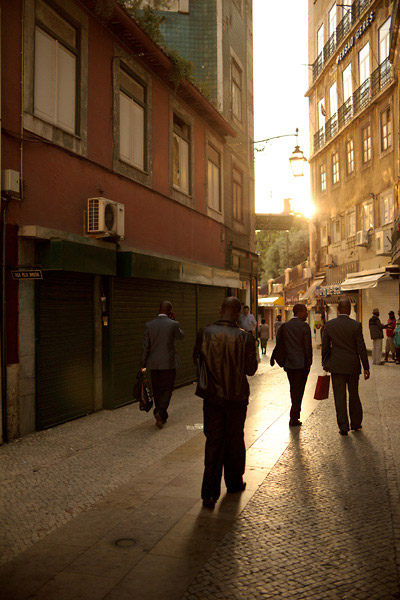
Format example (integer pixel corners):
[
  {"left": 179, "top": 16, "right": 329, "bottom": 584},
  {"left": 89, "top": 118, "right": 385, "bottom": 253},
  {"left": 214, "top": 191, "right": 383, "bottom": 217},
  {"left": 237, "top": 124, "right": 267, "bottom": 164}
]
[
  {"left": 313, "top": 58, "right": 393, "bottom": 153},
  {"left": 312, "top": 0, "right": 374, "bottom": 82}
]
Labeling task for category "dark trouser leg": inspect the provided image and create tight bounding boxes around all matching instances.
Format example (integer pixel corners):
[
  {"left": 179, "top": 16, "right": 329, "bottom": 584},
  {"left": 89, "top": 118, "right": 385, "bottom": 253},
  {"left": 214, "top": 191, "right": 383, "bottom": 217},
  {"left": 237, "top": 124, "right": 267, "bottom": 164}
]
[
  {"left": 286, "top": 368, "right": 309, "bottom": 421},
  {"left": 201, "top": 399, "right": 225, "bottom": 501},
  {"left": 151, "top": 369, "right": 176, "bottom": 423},
  {"left": 261, "top": 339, "right": 267, "bottom": 354},
  {"left": 223, "top": 403, "right": 248, "bottom": 491},
  {"left": 347, "top": 374, "right": 362, "bottom": 429},
  {"left": 331, "top": 373, "right": 349, "bottom": 432}
]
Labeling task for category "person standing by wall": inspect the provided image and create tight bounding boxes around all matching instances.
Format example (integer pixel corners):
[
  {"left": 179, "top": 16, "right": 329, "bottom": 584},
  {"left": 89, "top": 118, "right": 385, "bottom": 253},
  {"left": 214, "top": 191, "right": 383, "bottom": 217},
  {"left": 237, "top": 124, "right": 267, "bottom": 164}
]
[
  {"left": 258, "top": 319, "right": 269, "bottom": 354},
  {"left": 368, "top": 309, "right": 387, "bottom": 365},
  {"left": 385, "top": 311, "right": 397, "bottom": 362}
]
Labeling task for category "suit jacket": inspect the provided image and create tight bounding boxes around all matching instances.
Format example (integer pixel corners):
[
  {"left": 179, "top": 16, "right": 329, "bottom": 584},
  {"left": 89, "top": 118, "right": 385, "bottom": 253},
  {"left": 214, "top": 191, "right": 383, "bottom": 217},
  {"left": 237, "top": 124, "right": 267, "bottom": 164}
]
[
  {"left": 321, "top": 315, "right": 369, "bottom": 374},
  {"left": 141, "top": 316, "right": 184, "bottom": 370},
  {"left": 279, "top": 317, "right": 312, "bottom": 370}
]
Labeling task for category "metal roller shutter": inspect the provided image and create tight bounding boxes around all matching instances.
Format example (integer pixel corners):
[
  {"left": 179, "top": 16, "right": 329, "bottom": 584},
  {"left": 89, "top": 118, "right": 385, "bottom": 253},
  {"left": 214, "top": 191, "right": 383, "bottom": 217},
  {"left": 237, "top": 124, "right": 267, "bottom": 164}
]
[
  {"left": 197, "top": 285, "right": 227, "bottom": 329},
  {"left": 111, "top": 278, "right": 197, "bottom": 408},
  {"left": 361, "top": 279, "right": 399, "bottom": 351},
  {"left": 36, "top": 272, "right": 94, "bottom": 429}
]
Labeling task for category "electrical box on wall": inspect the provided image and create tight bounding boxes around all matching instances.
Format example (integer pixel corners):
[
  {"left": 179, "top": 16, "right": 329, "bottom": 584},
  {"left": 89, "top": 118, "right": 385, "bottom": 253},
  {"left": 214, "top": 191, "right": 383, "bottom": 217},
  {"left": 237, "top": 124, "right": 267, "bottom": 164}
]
[{"left": 1, "top": 170, "right": 20, "bottom": 194}]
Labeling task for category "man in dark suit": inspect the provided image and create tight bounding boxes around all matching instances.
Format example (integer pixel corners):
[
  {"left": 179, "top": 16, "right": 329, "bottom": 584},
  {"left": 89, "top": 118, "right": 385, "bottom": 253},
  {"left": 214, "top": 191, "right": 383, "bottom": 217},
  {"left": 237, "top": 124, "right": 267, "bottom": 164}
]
[
  {"left": 321, "top": 298, "right": 370, "bottom": 435},
  {"left": 141, "top": 300, "right": 184, "bottom": 429},
  {"left": 276, "top": 303, "right": 313, "bottom": 427}
]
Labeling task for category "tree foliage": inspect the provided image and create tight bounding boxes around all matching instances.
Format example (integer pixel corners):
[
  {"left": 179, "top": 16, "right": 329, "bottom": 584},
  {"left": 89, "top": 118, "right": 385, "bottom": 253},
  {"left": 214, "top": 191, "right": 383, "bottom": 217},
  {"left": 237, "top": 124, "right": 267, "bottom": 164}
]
[{"left": 256, "top": 227, "right": 310, "bottom": 284}]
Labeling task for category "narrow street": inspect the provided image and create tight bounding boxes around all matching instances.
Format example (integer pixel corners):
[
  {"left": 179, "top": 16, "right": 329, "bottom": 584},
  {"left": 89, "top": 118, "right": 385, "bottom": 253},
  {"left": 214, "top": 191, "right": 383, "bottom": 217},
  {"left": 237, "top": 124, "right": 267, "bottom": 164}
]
[{"left": 1, "top": 346, "right": 400, "bottom": 599}]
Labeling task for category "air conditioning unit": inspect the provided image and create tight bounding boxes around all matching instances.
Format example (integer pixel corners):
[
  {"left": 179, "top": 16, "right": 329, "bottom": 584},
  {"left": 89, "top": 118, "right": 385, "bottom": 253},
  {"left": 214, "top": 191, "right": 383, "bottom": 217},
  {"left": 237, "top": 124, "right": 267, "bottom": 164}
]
[
  {"left": 356, "top": 230, "right": 369, "bottom": 247},
  {"left": 303, "top": 267, "right": 312, "bottom": 279},
  {"left": 375, "top": 230, "right": 392, "bottom": 255},
  {"left": 272, "top": 283, "right": 283, "bottom": 293},
  {"left": 324, "top": 253, "right": 333, "bottom": 266},
  {"left": 87, "top": 198, "right": 125, "bottom": 239}
]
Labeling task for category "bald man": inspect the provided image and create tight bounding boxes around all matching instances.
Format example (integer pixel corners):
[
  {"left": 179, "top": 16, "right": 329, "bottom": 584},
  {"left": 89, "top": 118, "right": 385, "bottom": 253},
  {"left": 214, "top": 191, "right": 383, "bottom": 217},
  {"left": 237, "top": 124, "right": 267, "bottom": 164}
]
[{"left": 141, "top": 301, "right": 184, "bottom": 428}]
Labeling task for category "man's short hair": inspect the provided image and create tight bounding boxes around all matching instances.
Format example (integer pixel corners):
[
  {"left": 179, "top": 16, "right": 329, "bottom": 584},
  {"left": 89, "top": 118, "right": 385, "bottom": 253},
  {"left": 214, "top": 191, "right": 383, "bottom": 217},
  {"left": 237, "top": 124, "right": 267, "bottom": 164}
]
[
  {"left": 276, "top": 314, "right": 282, "bottom": 320},
  {"left": 261, "top": 318, "right": 265, "bottom": 324},
  {"left": 389, "top": 311, "right": 395, "bottom": 317},
  {"left": 338, "top": 299, "right": 351, "bottom": 314},
  {"left": 372, "top": 308, "right": 379, "bottom": 315},
  {"left": 293, "top": 303, "right": 307, "bottom": 316},
  {"left": 243, "top": 305, "right": 249, "bottom": 310}
]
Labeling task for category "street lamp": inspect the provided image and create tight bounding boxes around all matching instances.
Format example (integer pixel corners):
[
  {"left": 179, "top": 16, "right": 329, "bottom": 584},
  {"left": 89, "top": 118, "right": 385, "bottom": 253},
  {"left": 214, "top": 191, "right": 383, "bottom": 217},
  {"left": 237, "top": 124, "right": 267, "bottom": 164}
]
[{"left": 254, "top": 127, "right": 307, "bottom": 177}]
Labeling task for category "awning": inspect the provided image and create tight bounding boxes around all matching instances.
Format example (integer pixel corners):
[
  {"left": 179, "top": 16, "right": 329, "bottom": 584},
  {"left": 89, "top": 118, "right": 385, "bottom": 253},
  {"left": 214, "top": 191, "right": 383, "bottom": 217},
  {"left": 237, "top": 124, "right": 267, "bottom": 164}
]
[
  {"left": 300, "top": 277, "right": 325, "bottom": 301},
  {"left": 341, "top": 272, "right": 386, "bottom": 291},
  {"left": 258, "top": 296, "right": 284, "bottom": 307}
]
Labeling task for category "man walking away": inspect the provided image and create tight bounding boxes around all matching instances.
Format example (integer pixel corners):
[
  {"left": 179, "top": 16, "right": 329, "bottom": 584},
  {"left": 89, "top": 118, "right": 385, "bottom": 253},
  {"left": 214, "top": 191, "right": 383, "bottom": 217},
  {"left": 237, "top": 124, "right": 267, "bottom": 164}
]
[
  {"left": 193, "top": 297, "right": 258, "bottom": 509},
  {"left": 259, "top": 318, "right": 269, "bottom": 354},
  {"left": 385, "top": 311, "right": 397, "bottom": 362},
  {"left": 369, "top": 308, "right": 387, "bottom": 365},
  {"left": 322, "top": 299, "right": 370, "bottom": 435},
  {"left": 274, "top": 314, "right": 282, "bottom": 338},
  {"left": 141, "top": 301, "right": 184, "bottom": 429},
  {"left": 239, "top": 305, "right": 257, "bottom": 335},
  {"left": 277, "top": 303, "right": 312, "bottom": 427}
]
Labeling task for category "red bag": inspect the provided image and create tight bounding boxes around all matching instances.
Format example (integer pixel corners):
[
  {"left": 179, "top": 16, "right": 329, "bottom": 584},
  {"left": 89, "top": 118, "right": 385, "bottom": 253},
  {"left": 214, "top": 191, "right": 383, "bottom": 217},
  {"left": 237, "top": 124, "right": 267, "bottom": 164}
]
[{"left": 314, "top": 374, "right": 330, "bottom": 400}]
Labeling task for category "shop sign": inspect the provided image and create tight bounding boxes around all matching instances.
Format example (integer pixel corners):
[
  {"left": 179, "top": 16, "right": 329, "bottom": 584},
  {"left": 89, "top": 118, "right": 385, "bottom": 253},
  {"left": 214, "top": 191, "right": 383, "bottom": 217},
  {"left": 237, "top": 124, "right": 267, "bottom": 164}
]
[
  {"left": 337, "top": 11, "right": 375, "bottom": 64},
  {"left": 317, "top": 284, "right": 342, "bottom": 297},
  {"left": 12, "top": 269, "right": 43, "bottom": 280}
]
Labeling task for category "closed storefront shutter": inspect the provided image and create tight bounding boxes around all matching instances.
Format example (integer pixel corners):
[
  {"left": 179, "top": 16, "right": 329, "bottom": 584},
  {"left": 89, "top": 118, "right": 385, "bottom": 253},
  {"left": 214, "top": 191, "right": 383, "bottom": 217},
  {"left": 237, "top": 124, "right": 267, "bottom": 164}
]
[
  {"left": 197, "top": 285, "right": 227, "bottom": 329},
  {"left": 110, "top": 278, "right": 197, "bottom": 408},
  {"left": 37, "top": 272, "right": 94, "bottom": 429},
  {"left": 361, "top": 279, "right": 399, "bottom": 351}
]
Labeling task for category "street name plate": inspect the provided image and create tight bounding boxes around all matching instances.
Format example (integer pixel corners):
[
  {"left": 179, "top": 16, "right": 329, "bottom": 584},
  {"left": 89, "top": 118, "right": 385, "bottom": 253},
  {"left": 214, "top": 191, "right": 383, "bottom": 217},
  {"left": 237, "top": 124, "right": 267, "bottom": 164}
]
[{"left": 12, "top": 270, "right": 43, "bottom": 280}]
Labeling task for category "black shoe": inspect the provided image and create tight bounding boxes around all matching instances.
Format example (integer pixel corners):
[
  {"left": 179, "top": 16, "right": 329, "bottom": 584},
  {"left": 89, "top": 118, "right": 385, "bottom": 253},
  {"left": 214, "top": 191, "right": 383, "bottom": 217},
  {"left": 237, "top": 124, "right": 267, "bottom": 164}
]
[
  {"left": 339, "top": 429, "right": 348, "bottom": 435},
  {"left": 289, "top": 420, "right": 302, "bottom": 427},
  {"left": 155, "top": 418, "right": 164, "bottom": 429},
  {"left": 351, "top": 425, "right": 362, "bottom": 431},
  {"left": 227, "top": 482, "right": 246, "bottom": 494},
  {"left": 202, "top": 498, "right": 216, "bottom": 509}
]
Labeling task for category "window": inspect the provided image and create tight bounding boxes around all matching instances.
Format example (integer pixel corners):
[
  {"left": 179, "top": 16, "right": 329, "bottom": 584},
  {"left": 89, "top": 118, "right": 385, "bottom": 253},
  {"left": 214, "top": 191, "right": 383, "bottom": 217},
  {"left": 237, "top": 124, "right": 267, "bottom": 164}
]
[
  {"left": 173, "top": 114, "right": 190, "bottom": 194},
  {"left": 317, "top": 24, "right": 324, "bottom": 57},
  {"left": 318, "top": 98, "right": 326, "bottom": 131},
  {"left": 362, "top": 201, "right": 374, "bottom": 231},
  {"left": 381, "top": 192, "right": 394, "bottom": 225},
  {"left": 320, "top": 163, "right": 327, "bottom": 191},
  {"left": 332, "top": 151, "right": 339, "bottom": 184},
  {"left": 362, "top": 124, "right": 371, "bottom": 163},
  {"left": 34, "top": 0, "right": 78, "bottom": 134},
  {"left": 233, "top": 167, "right": 243, "bottom": 222},
  {"left": 119, "top": 68, "right": 146, "bottom": 170},
  {"left": 329, "top": 4, "right": 337, "bottom": 40},
  {"left": 332, "top": 218, "right": 341, "bottom": 244},
  {"left": 342, "top": 63, "right": 352, "bottom": 102},
  {"left": 346, "top": 139, "right": 354, "bottom": 174},
  {"left": 231, "top": 60, "right": 242, "bottom": 121},
  {"left": 381, "top": 107, "right": 392, "bottom": 152},
  {"left": 321, "top": 222, "right": 328, "bottom": 246},
  {"left": 207, "top": 144, "right": 221, "bottom": 212},
  {"left": 359, "top": 43, "right": 370, "bottom": 85},
  {"left": 346, "top": 210, "right": 356, "bottom": 238},
  {"left": 379, "top": 18, "right": 391, "bottom": 64}
]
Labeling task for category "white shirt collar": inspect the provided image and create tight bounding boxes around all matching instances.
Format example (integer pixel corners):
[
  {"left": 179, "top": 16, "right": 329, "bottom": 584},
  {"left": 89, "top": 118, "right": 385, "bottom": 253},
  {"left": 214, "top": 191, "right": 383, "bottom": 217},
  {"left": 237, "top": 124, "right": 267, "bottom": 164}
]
[{"left": 158, "top": 314, "right": 168, "bottom": 317}]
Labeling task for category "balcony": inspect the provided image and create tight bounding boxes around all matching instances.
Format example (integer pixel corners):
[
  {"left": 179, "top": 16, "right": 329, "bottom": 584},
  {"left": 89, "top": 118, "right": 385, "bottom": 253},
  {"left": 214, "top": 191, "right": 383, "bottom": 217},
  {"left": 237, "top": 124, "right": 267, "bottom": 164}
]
[
  {"left": 313, "top": 58, "right": 393, "bottom": 153},
  {"left": 311, "top": 0, "right": 373, "bottom": 83}
]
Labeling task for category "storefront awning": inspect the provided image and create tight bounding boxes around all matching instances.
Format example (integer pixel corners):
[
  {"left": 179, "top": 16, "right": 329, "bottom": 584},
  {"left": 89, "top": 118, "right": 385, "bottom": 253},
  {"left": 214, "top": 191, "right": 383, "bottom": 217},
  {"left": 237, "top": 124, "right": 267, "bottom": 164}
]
[
  {"left": 300, "top": 277, "right": 325, "bottom": 301},
  {"left": 341, "top": 272, "right": 386, "bottom": 291},
  {"left": 258, "top": 296, "right": 284, "bottom": 307}
]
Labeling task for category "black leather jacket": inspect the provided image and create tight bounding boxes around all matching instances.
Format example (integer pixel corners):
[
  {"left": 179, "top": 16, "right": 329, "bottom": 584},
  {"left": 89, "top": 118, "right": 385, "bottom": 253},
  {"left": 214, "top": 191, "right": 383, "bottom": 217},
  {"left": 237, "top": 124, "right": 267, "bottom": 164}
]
[{"left": 193, "top": 320, "right": 258, "bottom": 403}]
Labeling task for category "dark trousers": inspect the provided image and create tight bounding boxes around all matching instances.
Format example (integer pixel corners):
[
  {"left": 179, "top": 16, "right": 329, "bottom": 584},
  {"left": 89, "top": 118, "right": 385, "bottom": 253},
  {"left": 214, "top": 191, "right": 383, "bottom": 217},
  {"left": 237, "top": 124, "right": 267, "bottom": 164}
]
[
  {"left": 201, "top": 398, "right": 247, "bottom": 501},
  {"left": 150, "top": 369, "right": 176, "bottom": 423},
  {"left": 331, "top": 373, "right": 362, "bottom": 432},
  {"left": 285, "top": 368, "right": 309, "bottom": 421},
  {"left": 260, "top": 339, "right": 267, "bottom": 354}
]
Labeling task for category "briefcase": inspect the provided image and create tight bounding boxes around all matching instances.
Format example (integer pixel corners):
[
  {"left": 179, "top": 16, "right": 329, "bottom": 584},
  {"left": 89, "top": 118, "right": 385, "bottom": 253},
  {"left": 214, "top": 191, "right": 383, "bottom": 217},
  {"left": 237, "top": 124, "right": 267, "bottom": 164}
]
[{"left": 314, "top": 374, "right": 330, "bottom": 400}]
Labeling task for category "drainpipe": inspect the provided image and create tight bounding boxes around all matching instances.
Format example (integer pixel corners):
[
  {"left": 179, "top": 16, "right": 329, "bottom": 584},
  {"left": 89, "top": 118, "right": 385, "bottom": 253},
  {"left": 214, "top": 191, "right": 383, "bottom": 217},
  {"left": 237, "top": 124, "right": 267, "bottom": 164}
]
[{"left": 1, "top": 199, "right": 9, "bottom": 443}]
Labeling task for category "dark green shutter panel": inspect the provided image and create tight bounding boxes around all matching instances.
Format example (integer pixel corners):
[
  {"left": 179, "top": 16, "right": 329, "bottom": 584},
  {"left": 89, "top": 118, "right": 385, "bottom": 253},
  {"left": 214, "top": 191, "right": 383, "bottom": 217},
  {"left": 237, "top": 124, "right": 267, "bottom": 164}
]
[
  {"left": 197, "top": 285, "right": 227, "bottom": 329},
  {"left": 37, "top": 272, "right": 94, "bottom": 429}
]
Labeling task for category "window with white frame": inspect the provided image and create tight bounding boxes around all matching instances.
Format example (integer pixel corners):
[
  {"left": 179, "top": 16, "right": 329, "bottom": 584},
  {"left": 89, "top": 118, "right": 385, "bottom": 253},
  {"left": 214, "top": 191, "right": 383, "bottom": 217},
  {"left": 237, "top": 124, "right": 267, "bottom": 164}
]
[
  {"left": 381, "top": 191, "right": 394, "bottom": 225},
  {"left": 233, "top": 167, "right": 243, "bottom": 222},
  {"left": 173, "top": 114, "right": 190, "bottom": 194},
  {"left": 332, "top": 151, "right": 339, "bottom": 184},
  {"left": 346, "top": 209, "right": 356, "bottom": 238},
  {"left": 329, "top": 82, "right": 338, "bottom": 119},
  {"left": 231, "top": 60, "right": 242, "bottom": 121},
  {"left": 34, "top": 0, "right": 78, "bottom": 134},
  {"left": 362, "top": 124, "right": 371, "bottom": 163},
  {"left": 119, "top": 68, "right": 146, "bottom": 170},
  {"left": 359, "top": 43, "right": 370, "bottom": 85},
  {"left": 317, "top": 24, "right": 324, "bottom": 57},
  {"left": 379, "top": 18, "right": 391, "bottom": 64},
  {"left": 362, "top": 201, "right": 374, "bottom": 231},
  {"left": 332, "top": 217, "right": 341, "bottom": 243},
  {"left": 207, "top": 144, "right": 221, "bottom": 212},
  {"left": 320, "top": 163, "right": 327, "bottom": 191},
  {"left": 342, "top": 63, "right": 352, "bottom": 102},
  {"left": 381, "top": 107, "right": 392, "bottom": 152},
  {"left": 346, "top": 138, "right": 354, "bottom": 174},
  {"left": 329, "top": 4, "right": 337, "bottom": 40},
  {"left": 321, "top": 222, "right": 328, "bottom": 246}
]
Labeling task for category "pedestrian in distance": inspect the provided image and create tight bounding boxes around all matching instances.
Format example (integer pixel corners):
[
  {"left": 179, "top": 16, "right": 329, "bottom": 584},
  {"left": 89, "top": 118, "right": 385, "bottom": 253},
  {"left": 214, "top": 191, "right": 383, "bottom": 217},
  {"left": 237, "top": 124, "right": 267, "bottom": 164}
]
[
  {"left": 271, "top": 303, "right": 312, "bottom": 427},
  {"left": 273, "top": 314, "right": 282, "bottom": 338},
  {"left": 258, "top": 318, "right": 269, "bottom": 354},
  {"left": 322, "top": 299, "right": 370, "bottom": 436},
  {"left": 368, "top": 308, "right": 387, "bottom": 365},
  {"left": 239, "top": 305, "right": 257, "bottom": 335},
  {"left": 395, "top": 310, "right": 400, "bottom": 364},
  {"left": 385, "top": 311, "right": 397, "bottom": 362},
  {"left": 141, "top": 300, "right": 184, "bottom": 429},
  {"left": 193, "top": 297, "right": 258, "bottom": 509}
]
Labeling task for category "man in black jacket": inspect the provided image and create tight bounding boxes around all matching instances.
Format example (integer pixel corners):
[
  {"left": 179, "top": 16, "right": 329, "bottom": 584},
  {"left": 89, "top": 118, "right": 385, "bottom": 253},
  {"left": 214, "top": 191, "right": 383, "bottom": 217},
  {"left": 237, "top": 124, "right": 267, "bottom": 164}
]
[
  {"left": 193, "top": 297, "right": 258, "bottom": 509},
  {"left": 368, "top": 308, "right": 387, "bottom": 365},
  {"left": 322, "top": 299, "right": 370, "bottom": 435},
  {"left": 273, "top": 303, "right": 312, "bottom": 427}
]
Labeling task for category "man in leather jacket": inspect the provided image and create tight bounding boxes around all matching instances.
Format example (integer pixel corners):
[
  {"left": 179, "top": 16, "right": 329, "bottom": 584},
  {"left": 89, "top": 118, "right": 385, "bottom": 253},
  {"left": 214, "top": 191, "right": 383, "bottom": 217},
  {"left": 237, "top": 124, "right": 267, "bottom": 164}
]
[{"left": 193, "top": 297, "right": 258, "bottom": 509}]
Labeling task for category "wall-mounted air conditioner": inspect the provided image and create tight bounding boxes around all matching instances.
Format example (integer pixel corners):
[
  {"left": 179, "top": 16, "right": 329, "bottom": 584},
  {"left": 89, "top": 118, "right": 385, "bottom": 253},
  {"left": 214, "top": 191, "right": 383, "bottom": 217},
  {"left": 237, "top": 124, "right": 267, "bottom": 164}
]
[
  {"left": 356, "top": 230, "right": 369, "bottom": 247},
  {"left": 303, "top": 267, "right": 312, "bottom": 279},
  {"left": 87, "top": 198, "right": 125, "bottom": 239},
  {"left": 375, "top": 230, "right": 392, "bottom": 256}
]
